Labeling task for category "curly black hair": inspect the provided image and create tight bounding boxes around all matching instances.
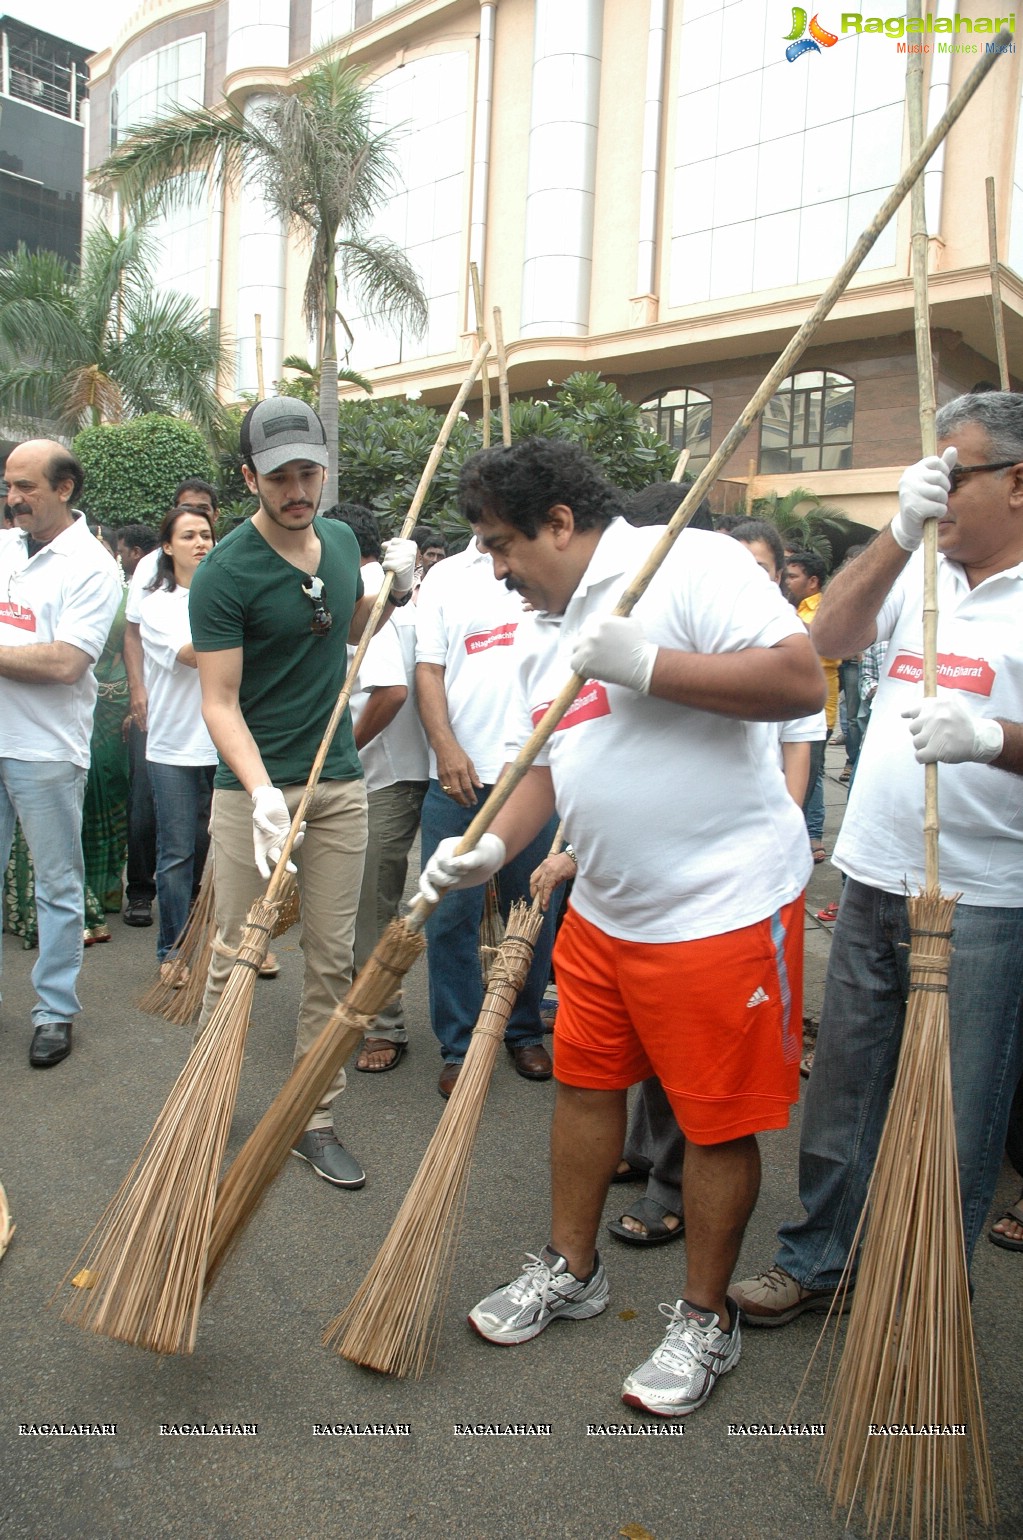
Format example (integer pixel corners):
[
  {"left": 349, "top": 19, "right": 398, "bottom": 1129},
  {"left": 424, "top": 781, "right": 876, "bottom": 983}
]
[{"left": 458, "top": 438, "right": 624, "bottom": 538}]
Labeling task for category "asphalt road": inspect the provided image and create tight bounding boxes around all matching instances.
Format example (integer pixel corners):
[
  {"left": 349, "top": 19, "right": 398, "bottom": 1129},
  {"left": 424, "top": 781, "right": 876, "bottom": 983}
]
[{"left": 2, "top": 745, "right": 1020, "bottom": 1540}]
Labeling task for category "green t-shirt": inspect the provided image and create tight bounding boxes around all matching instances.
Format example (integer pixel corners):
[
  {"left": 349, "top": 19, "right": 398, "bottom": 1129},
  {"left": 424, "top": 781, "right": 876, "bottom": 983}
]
[{"left": 189, "top": 516, "right": 365, "bottom": 791}]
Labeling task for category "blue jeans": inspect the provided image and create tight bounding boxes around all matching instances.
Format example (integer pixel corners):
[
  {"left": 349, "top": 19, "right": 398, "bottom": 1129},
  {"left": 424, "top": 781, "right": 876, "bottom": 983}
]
[
  {"left": 776, "top": 878, "right": 1023, "bottom": 1287},
  {"left": 148, "top": 761, "right": 214, "bottom": 962},
  {"left": 126, "top": 723, "right": 156, "bottom": 905},
  {"left": 802, "top": 736, "right": 828, "bottom": 843},
  {"left": 0, "top": 756, "right": 86, "bottom": 1024},
  {"left": 420, "top": 778, "right": 559, "bottom": 1062}
]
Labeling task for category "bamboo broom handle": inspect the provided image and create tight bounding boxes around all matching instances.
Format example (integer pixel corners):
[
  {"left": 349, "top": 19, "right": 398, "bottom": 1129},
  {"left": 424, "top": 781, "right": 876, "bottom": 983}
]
[
  {"left": 263, "top": 339, "right": 492, "bottom": 890},
  {"left": 493, "top": 306, "right": 511, "bottom": 446},
  {"left": 400, "top": 37, "right": 1008, "bottom": 933},
  {"left": 470, "top": 262, "right": 491, "bottom": 448},
  {"left": 670, "top": 447, "right": 691, "bottom": 484},
  {"left": 907, "top": 10, "right": 940, "bottom": 891},
  {"left": 986, "top": 176, "right": 1011, "bottom": 391}
]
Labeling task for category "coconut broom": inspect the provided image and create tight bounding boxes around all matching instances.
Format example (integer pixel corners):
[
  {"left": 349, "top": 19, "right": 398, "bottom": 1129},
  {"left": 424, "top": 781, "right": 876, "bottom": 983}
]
[
  {"left": 137, "top": 864, "right": 301, "bottom": 1026},
  {"left": 326, "top": 824, "right": 564, "bottom": 1375},
  {"left": 199, "top": 49, "right": 1005, "bottom": 1321},
  {"left": 816, "top": 28, "right": 996, "bottom": 1539},
  {"left": 57, "top": 343, "right": 492, "bottom": 1354}
]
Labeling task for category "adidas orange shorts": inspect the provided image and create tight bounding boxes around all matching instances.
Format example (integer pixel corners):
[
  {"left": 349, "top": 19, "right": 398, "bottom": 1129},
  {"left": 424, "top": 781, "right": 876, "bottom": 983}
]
[{"left": 551, "top": 900, "right": 804, "bottom": 1145}]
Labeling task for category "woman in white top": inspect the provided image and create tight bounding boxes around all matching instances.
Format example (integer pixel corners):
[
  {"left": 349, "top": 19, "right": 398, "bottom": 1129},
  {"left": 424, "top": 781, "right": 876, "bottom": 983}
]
[{"left": 139, "top": 506, "right": 218, "bottom": 979}]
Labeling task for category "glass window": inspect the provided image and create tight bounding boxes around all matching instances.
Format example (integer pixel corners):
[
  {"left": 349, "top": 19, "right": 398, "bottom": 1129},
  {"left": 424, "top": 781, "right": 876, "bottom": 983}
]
[
  {"left": 639, "top": 387, "right": 712, "bottom": 474},
  {"left": 759, "top": 370, "right": 854, "bottom": 474}
]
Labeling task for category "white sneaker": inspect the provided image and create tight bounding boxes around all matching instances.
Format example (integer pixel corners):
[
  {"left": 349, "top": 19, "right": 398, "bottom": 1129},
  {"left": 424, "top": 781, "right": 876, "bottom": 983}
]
[
  {"left": 621, "top": 1299, "right": 741, "bottom": 1417},
  {"left": 469, "top": 1246, "right": 609, "bottom": 1345}
]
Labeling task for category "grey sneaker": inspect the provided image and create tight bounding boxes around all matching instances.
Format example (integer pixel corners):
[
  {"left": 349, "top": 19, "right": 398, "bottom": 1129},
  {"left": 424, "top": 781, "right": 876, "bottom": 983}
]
[
  {"left": 621, "top": 1299, "right": 741, "bottom": 1417},
  {"left": 730, "top": 1264, "right": 839, "bottom": 1327},
  {"left": 468, "top": 1246, "right": 609, "bottom": 1345},
  {"left": 291, "top": 1129, "right": 365, "bottom": 1189}
]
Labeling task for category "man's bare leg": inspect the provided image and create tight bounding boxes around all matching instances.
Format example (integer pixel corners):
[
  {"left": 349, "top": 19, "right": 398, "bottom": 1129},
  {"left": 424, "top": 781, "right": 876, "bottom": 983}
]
[
  {"left": 549, "top": 1083, "right": 627, "bottom": 1277},
  {"left": 680, "top": 1134, "right": 761, "bottom": 1322}
]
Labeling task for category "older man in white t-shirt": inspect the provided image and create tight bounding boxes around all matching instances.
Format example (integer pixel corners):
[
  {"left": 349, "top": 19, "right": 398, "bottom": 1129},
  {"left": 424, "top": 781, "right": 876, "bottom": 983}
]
[
  {"left": 0, "top": 440, "right": 121, "bottom": 1067},
  {"left": 734, "top": 389, "right": 1023, "bottom": 1320}
]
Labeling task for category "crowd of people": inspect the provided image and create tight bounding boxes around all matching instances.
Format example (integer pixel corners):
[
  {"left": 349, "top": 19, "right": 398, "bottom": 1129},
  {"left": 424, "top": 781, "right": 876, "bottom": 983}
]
[{"left": 2, "top": 388, "right": 1021, "bottom": 1419}]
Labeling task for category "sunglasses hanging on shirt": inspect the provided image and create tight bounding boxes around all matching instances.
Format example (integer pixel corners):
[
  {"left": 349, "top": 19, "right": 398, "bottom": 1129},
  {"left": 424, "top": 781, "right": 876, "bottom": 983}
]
[{"left": 302, "top": 575, "right": 332, "bottom": 636}]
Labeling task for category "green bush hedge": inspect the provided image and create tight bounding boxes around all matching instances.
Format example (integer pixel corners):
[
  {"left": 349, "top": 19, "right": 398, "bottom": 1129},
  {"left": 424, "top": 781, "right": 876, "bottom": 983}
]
[{"left": 74, "top": 415, "right": 216, "bottom": 527}]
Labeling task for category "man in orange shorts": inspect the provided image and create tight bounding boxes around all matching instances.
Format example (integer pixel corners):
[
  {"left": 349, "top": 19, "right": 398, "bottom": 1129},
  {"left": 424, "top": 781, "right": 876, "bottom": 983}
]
[{"left": 420, "top": 438, "right": 824, "bottom": 1418}]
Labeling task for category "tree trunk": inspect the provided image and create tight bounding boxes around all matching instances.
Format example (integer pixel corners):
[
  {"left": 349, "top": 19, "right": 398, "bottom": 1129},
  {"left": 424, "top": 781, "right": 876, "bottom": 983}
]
[{"left": 318, "top": 245, "right": 339, "bottom": 509}]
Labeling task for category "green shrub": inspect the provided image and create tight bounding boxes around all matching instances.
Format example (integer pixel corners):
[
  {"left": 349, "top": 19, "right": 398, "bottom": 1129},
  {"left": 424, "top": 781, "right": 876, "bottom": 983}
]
[{"left": 74, "top": 415, "right": 216, "bottom": 527}]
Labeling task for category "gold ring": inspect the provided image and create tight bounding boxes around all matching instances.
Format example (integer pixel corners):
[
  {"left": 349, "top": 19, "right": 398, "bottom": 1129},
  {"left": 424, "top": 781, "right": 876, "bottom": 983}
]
[{"left": 442, "top": 785, "right": 453, "bottom": 792}]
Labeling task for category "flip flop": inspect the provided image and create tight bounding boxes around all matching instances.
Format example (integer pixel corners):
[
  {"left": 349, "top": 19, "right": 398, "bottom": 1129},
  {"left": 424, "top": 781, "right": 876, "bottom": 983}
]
[
  {"left": 355, "top": 1039, "right": 407, "bottom": 1074},
  {"left": 606, "top": 1196, "right": 685, "bottom": 1247},
  {"left": 258, "top": 956, "right": 280, "bottom": 979},
  {"left": 988, "top": 1194, "right": 1023, "bottom": 1252}
]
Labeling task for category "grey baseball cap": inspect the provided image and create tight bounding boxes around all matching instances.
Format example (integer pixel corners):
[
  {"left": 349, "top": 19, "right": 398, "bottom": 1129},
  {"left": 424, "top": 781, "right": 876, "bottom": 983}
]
[{"left": 240, "top": 398, "right": 329, "bottom": 474}]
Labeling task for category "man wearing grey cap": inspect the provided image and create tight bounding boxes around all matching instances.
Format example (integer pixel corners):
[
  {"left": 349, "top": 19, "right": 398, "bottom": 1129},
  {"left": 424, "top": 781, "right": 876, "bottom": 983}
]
[{"left": 189, "top": 398, "right": 417, "bottom": 1188}]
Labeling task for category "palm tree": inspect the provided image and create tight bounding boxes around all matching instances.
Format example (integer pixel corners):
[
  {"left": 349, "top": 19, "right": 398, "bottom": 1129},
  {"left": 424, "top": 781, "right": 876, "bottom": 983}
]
[
  {"left": 751, "top": 486, "right": 854, "bottom": 569},
  {"left": 91, "top": 58, "right": 428, "bottom": 498},
  {"left": 277, "top": 353, "right": 372, "bottom": 406},
  {"left": 0, "top": 223, "right": 228, "bottom": 438}
]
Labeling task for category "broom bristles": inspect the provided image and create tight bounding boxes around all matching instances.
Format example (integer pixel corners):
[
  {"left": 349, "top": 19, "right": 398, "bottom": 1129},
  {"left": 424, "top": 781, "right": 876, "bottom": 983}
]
[
  {"left": 137, "top": 862, "right": 217, "bottom": 1023},
  {"left": 203, "top": 917, "right": 427, "bottom": 1290},
  {"left": 327, "top": 901, "right": 544, "bottom": 1378},
  {"left": 57, "top": 895, "right": 282, "bottom": 1354},
  {"left": 813, "top": 889, "right": 995, "bottom": 1540}
]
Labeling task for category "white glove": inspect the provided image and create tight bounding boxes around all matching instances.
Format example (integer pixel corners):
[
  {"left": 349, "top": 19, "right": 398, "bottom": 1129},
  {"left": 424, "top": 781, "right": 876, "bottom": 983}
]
[
  {"left": 251, "top": 785, "right": 305, "bottom": 878},
  {"left": 569, "top": 614, "right": 657, "bottom": 694},
  {"left": 418, "top": 833, "right": 506, "bottom": 904},
  {"left": 902, "top": 696, "right": 1004, "bottom": 765},
  {"left": 381, "top": 537, "right": 418, "bottom": 596},
  {"left": 891, "top": 446, "right": 957, "bottom": 552}
]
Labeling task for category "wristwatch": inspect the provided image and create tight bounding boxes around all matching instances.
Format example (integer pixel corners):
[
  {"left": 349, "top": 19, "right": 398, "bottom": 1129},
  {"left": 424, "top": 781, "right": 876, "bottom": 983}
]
[{"left": 389, "top": 587, "right": 413, "bottom": 607}]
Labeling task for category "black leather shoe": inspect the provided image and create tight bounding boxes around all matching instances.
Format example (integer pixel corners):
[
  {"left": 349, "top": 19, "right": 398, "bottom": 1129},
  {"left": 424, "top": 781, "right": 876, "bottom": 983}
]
[
  {"left": 30, "top": 1021, "right": 72, "bottom": 1067},
  {"left": 123, "top": 899, "right": 153, "bottom": 927}
]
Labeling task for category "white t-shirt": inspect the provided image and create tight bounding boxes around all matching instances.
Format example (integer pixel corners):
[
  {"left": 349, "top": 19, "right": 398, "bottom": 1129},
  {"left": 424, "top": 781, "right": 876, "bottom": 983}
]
[
  {"left": 835, "top": 548, "right": 1023, "bottom": 905},
  {"left": 125, "top": 547, "right": 161, "bottom": 624},
  {"left": 0, "top": 515, "right": 122, "bottom": 768},
  {"left": 415, "top": 536, "right": 527, "bottom": 782},
  {"left": 139, "top": 582, "right": 217, "bottom": 766},
  {"left": 349, "top": 590, "right": 429, "bottom": 793},
  {"left": 504, "top": 520, "right": 812, "bottom": 942}
]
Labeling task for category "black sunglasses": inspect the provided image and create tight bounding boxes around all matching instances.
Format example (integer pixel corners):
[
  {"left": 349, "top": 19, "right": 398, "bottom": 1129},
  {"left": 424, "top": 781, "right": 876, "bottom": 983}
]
[
  {"left": 301, "top": 575, "right": 332, "bottom": 636},
  {"left": 947, "top": 460, "right": 1019, "bottom": 493}
]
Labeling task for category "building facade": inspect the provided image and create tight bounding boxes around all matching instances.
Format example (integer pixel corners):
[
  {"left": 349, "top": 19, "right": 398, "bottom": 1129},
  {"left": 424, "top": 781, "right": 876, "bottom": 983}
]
[
  {"left": 0, "top": 16, "right": 90, "bottom": 265},
  {"left": 86, "top": 0, "right": 1023, "bottom": 526}
]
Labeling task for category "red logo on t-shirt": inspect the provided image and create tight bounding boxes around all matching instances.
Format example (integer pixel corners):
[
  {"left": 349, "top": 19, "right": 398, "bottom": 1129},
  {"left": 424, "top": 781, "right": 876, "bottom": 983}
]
[
  {"left": 0, "top": 601, "right": 36, "bottom": 633},
  {"left": 887, "top": 650, "right": 995, "bottom": 697},
  {"left": 531, "top": 681, "right": 612, "bottom": 732},
  {"left": 464, "top": 622, "right": 517, "bottom": 655}
]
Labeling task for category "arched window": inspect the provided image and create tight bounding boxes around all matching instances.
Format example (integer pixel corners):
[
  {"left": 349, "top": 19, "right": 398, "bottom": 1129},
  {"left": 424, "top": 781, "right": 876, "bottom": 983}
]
[
  {"left": 759, "top": 371, "right": 854, "bottom": 475},
  {"left": 639, "top": 387, "right": 712, "bottom": 474}
]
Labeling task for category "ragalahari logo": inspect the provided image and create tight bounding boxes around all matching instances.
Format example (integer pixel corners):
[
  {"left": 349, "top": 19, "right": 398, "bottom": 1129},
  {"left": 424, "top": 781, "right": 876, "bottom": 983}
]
[
  {"left": 784, "top": 8, "right": 839, "bottom": 60},
  {"left": 785, "top": 9, "right": 1016, "bottom": 60}
]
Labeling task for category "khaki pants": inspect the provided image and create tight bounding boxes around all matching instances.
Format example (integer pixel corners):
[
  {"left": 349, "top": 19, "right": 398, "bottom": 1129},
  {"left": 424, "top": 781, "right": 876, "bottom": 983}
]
[{"left": 199, "top": 779, "right": 368, "bottom": 1129}]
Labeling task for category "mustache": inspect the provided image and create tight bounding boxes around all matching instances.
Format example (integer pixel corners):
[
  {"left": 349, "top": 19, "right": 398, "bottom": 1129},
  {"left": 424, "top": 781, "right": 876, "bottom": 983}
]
[{"left": 10, "top": 502, "right": 32, "bottom": 516}]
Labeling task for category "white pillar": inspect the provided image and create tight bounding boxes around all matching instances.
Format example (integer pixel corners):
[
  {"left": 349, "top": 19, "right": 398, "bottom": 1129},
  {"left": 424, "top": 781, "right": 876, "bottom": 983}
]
[
  {"left": 520, "top": 0, "right": 603, "bottom": 338},
  {"left": 235, "top": 94, "right": 287, "bottom": 394}
]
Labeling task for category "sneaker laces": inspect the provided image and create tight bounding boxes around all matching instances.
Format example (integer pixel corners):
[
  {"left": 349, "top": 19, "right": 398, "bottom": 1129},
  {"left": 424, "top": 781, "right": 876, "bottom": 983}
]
[
  {"left": 507, "top": 1251, "right": 568, "bottom": 1310},
  {"left": 755, "top": 1265, "right": 797, "bottom": 1296},
  {"left": 651, "top": 1300, "right": 719, "bottom": 1372}
]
